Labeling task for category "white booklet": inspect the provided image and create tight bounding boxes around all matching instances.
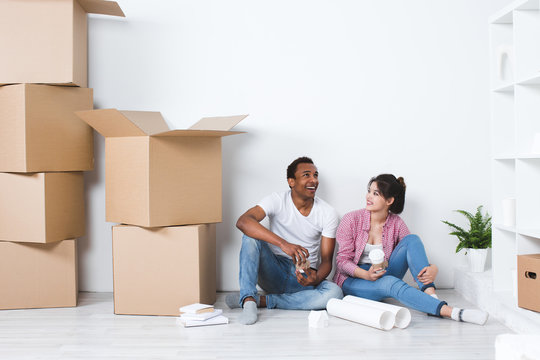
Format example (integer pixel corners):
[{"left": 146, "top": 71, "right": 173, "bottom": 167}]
[
  {"left": 180, "top": 308, "right": 223, "bottom": 321},
  {"left": 179, "top": 303, "right": 214, "bottom": 314},
  {"left": 177, "top": 315, "right": 229, "bottom": 328}
]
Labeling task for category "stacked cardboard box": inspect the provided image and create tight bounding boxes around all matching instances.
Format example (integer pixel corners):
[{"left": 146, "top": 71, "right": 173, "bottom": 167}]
[
  {"left": 76, "top": 109, "right": 247, "bottom": 316},
  {"left": 518, "top": 254, "right": 540, "bottom": 312},
  {"left": 0, "top": 0, "right": 124, "bottom": 310}
]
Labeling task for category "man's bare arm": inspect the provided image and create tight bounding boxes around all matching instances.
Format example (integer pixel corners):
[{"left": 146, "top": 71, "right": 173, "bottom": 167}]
[{"left": 236, "top": 205, "right": 309, "bottom": 264}]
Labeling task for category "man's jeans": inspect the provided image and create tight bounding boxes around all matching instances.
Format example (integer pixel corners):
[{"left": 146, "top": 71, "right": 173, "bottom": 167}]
[
  {"left": 238, "top": 235, "right": 343, "bottom": 309},
  {"left": 342, "top": 234, "right": 446, "bottom": 316}
]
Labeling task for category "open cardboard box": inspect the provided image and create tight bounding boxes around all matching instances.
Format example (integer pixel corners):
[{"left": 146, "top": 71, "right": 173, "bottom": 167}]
[
  {"left": 76, "top": 109, "right": 247, "bottom": 227},
  {"left": 0, "top": 84, "right": 94, "bottom": 172},
  {"left": 112, "top": 224, "right": 216, "bottom": 316},
  {"left": 0, "top": 0, "right": 124, "bottom": 87},
  {"left": 0, "top": 172, "right": 85, "bottom": 243},
  {"left": 518, "top": 254, "right": 540, "bottom": 312},
  {"left": 0, "top": 239, "right": 78, "bottom": 310}
]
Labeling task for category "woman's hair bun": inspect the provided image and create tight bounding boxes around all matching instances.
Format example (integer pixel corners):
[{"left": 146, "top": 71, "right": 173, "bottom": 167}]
[{"left": 396, "top": 176, "right": 406, "bottom": 191}]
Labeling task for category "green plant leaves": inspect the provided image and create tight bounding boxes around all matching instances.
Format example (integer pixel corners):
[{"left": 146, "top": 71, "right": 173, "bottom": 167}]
[{"left": 441, "top": 206, "right": 492, "bottom": 253}]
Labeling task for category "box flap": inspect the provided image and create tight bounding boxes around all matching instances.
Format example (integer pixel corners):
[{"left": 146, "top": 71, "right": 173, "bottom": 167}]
[
  {"left": 188, "top": 115, "right": 248, "bottom": 131},
  {"left": 119, "top": 111, "right": 170, "bottom": 135},
  {"left": 153, "top": 130, "right": 245, "bottom": 138},
  {"left": 75, "top": 109, "right": 168, "bottom": 137},
  {"left": 77, "top": 0, "right": 125, "bottom": 17}
]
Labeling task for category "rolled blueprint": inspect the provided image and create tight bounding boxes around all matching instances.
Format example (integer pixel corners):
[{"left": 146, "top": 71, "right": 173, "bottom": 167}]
[
  {"left": 326, "top": 298, "right": 395, "bottom": 331},
  {"left": 343, "top": 295, "right": 411, "bottom": 329}
]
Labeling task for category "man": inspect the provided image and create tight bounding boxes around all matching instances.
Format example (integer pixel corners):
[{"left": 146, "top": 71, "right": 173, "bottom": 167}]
[{"left": 226, "top": 156, "right": 343, "bottom": 325}]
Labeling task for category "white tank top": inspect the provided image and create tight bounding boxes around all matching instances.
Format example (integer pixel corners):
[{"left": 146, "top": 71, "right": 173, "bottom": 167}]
[{"left": 358, "top": 243, "right": 383, "bottom": 265}]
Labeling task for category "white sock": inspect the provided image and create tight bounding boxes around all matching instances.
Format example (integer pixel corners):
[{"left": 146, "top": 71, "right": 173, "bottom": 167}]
[
  {"left": 430, "top": 293, "right": 439, "bottom": 299},
  {"left": 240, "top": 300, "right": 258, "bottom": 325},
  {"left": 451, "top": 307, "right": 488, "bottom": 325}
]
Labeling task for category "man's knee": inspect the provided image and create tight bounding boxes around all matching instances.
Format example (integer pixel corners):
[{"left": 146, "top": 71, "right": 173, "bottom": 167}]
[
  {"left": 319, "top": 281, "right": 344, "bottom": 303},
  {"left": 240, "top": 235, "right": 262, "bottom": 255}
]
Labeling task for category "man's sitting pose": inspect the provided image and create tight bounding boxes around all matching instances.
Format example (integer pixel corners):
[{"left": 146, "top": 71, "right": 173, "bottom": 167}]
[{"left": 226, "top": 156, "right": 343, "bottom": 325}]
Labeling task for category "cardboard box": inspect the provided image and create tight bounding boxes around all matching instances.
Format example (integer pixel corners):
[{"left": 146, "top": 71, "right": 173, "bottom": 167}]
[
  {"left": 76, "top": 109, "right": 247, "bottom": 227},
  {"left": 0, "top": 84, "right": 94, "bottom": 172},
  {"left": 0, "top": 239, "right": 78, "bottom": 310},
  {"left": 112, "top": 224, "right": 216, "bottom": 316},
  {"left": 0, "top": 0, "right": 124, "bottom": 87},
  {"left": 518, "top": 254, "right": 540, "bottom": 312},
  {"left": 0, "top": 172, "right": 85, "bottom": 243}
]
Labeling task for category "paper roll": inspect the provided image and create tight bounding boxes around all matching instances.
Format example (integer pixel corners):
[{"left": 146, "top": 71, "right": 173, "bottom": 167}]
[
  {"left": 343, "top": 295, "right": 411, "bottom": 329},
  {"left": 326, "top": 298, "right": 395, "bottom": 331}
]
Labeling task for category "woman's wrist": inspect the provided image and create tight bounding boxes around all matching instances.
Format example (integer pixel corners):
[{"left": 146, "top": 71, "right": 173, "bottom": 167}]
[{"left": 353, "top": 267, "right": 366, "bottom": 280}]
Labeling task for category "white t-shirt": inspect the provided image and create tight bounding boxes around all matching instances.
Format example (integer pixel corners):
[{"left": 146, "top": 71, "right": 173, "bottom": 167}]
[{"left": 257, "top": 190, "right": 340, "bottom": 268}]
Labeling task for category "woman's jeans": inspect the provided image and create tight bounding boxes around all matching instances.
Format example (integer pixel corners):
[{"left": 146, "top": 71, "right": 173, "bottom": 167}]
[
  {"left": 238, "top": 235, "right": 343, "bottom": 310},
  {"left": 342, "top": 234, "right": 446, "bottom": 316}
]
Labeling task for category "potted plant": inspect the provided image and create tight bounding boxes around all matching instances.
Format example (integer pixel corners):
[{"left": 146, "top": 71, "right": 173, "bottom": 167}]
[{"left": 442, "top": 206, "right": 492, "bottom": 272}]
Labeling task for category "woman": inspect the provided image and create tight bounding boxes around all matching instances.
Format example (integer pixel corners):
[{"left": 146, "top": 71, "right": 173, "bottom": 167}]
[{"left": 333, "top": 174, "right": 488, "bottom": 325}]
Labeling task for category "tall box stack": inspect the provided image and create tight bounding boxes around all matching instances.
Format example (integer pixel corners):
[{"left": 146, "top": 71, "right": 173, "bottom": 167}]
[
  {"left": 0, "top": 0, "right": 124, "bottom": 310},
  {"left": 76, "top": 109, "right": 247, "bottom": 316}
]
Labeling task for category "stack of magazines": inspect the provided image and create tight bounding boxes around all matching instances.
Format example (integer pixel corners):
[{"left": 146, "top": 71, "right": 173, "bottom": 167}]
[{"left": 177, "top": 303, "right": 229, "bottom": 327}]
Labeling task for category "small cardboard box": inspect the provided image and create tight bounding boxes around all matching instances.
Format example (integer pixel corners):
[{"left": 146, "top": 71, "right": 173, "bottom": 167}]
[
  {"left": 0, "top": 84, "right": 94, "bottom": 172},
  {"left": 112, "top": 224, "right": 216, "bottom": 316},
  {"left": 0, "top": 239, "right": 78, "bottom": 310},
  {"left": 0, "top": 172, "right": 85, "bottom": 243},
  {"left": 76, "top": 109, "right": 247, "bottom": 227},
  {"left": 0, "top": 0, "right": 124, "bottom": 87},
  {"left": 518, "top": 254, "right": 540, "bottom": 312}
]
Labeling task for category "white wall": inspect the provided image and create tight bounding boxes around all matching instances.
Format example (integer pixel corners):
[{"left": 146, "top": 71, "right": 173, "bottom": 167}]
[{"left": 81, "top": 0, "right": 513, "bottom": 292}]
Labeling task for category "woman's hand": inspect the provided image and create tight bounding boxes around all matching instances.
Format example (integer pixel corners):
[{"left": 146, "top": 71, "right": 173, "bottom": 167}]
[
  {"left": 355, "top": 265, "right": 385, "bottom": 281},
  {"left": 417, "top": 264, "right": 438, "bottom": 284}
]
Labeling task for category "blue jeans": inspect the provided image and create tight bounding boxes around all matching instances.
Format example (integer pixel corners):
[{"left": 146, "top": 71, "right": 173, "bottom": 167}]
[
  {"left": 342, "top": 234, "right": 446, "bottom": 316},
  {"left": 238, "top": 235, "right": 343, "bottom": 310}
]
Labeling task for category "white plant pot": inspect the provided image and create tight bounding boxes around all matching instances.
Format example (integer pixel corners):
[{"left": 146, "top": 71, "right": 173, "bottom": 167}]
[{"left": 467, "top": 248, "right": 488, "bottom": 272}]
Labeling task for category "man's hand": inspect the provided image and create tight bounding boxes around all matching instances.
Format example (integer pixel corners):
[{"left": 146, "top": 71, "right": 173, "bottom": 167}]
[
  {"left": 296, "top": 267, "right": 318, "bottom": 286},
  {"left": 363, "top": 265, "right": 386, "bottom": 281},
  {"left": 417, "top": 264, "right": 438, "bottom": 284},
  {"left": 281, "top": 242, "right": 309, "bottom": 267}
]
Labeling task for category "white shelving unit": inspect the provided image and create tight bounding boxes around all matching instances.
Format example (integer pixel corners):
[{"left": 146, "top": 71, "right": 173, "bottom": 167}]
[{"left": 490, "top": 0, "right": 540, "bottom": 295}]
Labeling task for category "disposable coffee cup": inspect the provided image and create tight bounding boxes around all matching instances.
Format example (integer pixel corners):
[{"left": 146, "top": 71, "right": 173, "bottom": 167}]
[{"left": 369, "top": 249, "right": 386, "bottom": 272}]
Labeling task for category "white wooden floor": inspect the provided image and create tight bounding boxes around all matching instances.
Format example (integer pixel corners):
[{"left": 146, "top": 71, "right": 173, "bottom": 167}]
[{"left": 0, "top": 290, "right": 511, "bottom": 359}]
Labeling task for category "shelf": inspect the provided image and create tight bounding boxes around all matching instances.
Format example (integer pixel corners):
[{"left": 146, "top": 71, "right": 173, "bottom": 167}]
[
  {"left": 514, "top": 8, "right": 540, "bottom": 80},
  {"left": 516, "top": 0, "right": 540, "bottom": 11},
  {"left": 490, "top": 0, "right": 540, "bottom": 24},
  {"left": 516, "top": 153, "right": 540, "bottom": 159},
  {"left": 516, "top": 71, "right": 540, "bottom": 85},
  {"left": 492, "top": 83, "right": 515, "bottom": 92},
  {"left": 490, "top": 0, "right": 540, "bottom": 306},
  {"left": 494, "top": 223, "right": 517, "bottom": 233},
  {"left": 517, "top": 228, "right": 540, "bottom": 238},
  {"left": 494, "top": 155, "right": 540, "bottom": 159},
  {"left": 491, "top": 90, "right": 515, "bottom": 156},
  {"left": 490, "top": 3, "right": 515, "bottom": 24},
  {"left": 515, "top": 86, "right": 540, "bottom": 154},
  {"left": 493, "top": 155, "right": 516, "bottom": 160}
]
